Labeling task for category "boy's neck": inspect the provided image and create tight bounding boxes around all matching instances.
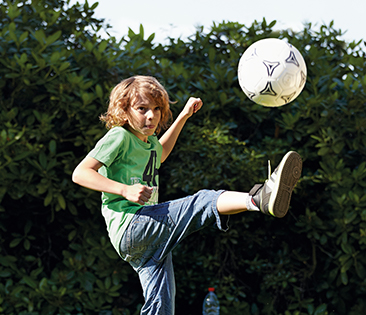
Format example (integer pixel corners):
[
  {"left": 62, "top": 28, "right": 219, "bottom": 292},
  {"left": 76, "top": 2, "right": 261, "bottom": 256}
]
[{"left": 125, "top": 125, "right": 149, "bottom": 143}]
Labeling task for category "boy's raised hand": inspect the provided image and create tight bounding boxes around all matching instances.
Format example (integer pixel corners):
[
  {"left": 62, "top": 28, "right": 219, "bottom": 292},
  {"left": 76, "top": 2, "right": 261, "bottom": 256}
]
[
  {"left": 159, "top": 96, "right": 203, "bottom": 163},
  {"left": 181, "top": 97, "right": 203, "bottom": 118}
]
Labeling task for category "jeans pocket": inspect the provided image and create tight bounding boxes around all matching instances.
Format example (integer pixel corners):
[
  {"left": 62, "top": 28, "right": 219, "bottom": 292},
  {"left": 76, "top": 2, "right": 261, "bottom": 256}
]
[
  {"left": 120, "top": 210, "right": 172, "bottom": 267},
  {"left": 130, "top": 213, "right": 170, "bottom": 252}
]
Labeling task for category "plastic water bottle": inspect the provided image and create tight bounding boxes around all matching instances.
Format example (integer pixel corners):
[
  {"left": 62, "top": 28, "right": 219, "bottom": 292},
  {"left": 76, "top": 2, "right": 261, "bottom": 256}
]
[{"left": 202, "top": 287, "right": 220, "bottom": 315}]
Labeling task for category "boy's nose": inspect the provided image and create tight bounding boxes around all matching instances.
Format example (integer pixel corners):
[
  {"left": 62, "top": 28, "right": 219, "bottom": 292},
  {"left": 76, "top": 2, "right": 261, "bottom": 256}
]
[{"left": 146, "top": 109, "right": 155, "bottom": 120}]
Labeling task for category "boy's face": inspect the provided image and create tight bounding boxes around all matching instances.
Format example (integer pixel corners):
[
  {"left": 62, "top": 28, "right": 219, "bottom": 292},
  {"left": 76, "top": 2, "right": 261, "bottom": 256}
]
[{"left": 125, "top": 99, "right": 161, "bottom": 142}]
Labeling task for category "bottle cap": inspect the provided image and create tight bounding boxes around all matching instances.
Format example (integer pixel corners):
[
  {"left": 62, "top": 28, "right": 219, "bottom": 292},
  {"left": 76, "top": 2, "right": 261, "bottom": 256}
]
[{"left": 208, "top": 287, "right": 215, "bottom": 292}]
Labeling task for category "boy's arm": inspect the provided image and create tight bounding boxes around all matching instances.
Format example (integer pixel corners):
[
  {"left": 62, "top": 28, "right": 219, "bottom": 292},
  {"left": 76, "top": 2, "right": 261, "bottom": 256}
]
[
  {"left": 159, "top": 97, "right": 202, "bottom": 163},
  {"left": 72, "top": 156, "right": 152, "bottom": 205}
]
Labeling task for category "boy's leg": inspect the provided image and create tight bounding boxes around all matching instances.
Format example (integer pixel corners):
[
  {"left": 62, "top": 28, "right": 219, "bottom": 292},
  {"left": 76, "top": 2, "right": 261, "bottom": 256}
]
[
  {"left": 138, "top": 253, "right": 175, "bottom": 315},
  {"left": 215, "top": 191, "right": 253, "bottom": 214},
  {"left": 120, "top": 192, "right": 224, "bottom": 315},
  {"left": 217, "top": 151, "right": 302, "bottom": 218}
]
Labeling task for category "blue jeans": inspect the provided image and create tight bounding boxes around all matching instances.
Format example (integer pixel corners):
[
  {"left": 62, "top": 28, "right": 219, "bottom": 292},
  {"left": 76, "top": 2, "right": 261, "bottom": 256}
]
[{"left": 119, "top": 189, "right": 228, "bottom": 315}]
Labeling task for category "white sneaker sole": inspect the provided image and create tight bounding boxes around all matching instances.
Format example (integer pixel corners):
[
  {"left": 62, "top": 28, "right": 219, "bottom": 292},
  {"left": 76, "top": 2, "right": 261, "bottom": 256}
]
[{"left": 268, "top": 151, "right": 302, "bottom": 218}]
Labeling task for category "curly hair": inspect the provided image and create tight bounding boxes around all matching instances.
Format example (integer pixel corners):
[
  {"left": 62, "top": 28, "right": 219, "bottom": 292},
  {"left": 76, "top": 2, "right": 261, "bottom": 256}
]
[{"left": 100, "top": 76, "right": 173, "bottom": 134}]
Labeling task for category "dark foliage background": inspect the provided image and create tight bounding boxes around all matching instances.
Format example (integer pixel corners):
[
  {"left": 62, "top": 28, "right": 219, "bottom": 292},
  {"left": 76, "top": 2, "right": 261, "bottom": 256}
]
[{"left": 1, "top": 0, "right": 366, "bottom": 314}]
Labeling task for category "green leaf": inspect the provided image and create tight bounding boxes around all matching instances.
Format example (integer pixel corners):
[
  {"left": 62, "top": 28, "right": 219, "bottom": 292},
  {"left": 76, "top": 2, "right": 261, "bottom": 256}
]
[
  {"left": 307, "top": 304, "right": 314, "bottom": 314},
  {"left": 24, "top": 220, "right": 32, "bottom": 234},
  {"left": 341, "top": 242, "right": 353, "bottom": 255},
  {"left": 95, "top": 84, "right": 103, "bottom": 98},
  {"left": 19, "top": 31, "right": 29, "bottom": 43},
  {"left": 49, "top": 140, "right": 57, "bottom": 155},
  {"left": 24, "top": 239, "right": 30, "bottom": 250},
  {"left": 341, "top": 258, "right": 353, "bottom": 273},
  {"left": 314, "top": 304, "right": 327, "bottom": 315},
  {"left": 39, "top": 278, "right": 48, "bottom": 291},
  {"left": 32, "top": 94, "right": 48, "bottom": 103},
  {"left": 90, "top": 2, "right": 99, "bottom": 10},
  {"left": 57, "top": 194, "right": 66, "bottom": 210},
  {"left": 98, "top": 40, "right": 108, "bottom": 53},
  {"left": 9, "top": 238, "right": 22, "bottom": 248},
  {"left": 5, "top": 73, "right": 20, "bottom": 79},
  {"left": 39, "top": 152, "right": 47, "bottom": 169},
  {"left": 139, "top": 24, "right": 144, "bottom": 38},
  {"left": 7, "top": 4, "right": 21, "bottom": 20},
  {"left": 219, "top": 92, "right": 227, "bottom": 105},
  {"left": 22, "top": 276, "right": 37, "bottom": 289},
  {"left": 105, "top": 250, "right": 118, "bottom": 259},
  {"left": 341, "top": 271, "right": 348, "bottom": 285},
  {"left": 59, "top": 62, "right": 70, "bottom": 71},
  {"left": 318, "top": 147, "right": 329, "bottom": 156},
  {"left": 33, "top": 110, "right": 42, "bottom": 122},
  {"left": 96, "top": 279, "right": 104, "bottom": 290},
  {"left": 50, "top": 51, "right": 60, "bottom": 64},
  {"left": 333, "top": 141, "right": 344, "bottom": 154},
  {"left": 355, "top": 262, "right": 366, "bottom": 278},
  {"left": 44, "top": 190, "right": 53, "bottom": 206},
  {"left": 34, "top": 29, "right": 46, "bottom": 44},
  {"left": 105, "top": 277, "right": 111, "bottom": 289},
  {"left": 46, "top": 30, "right": 62, "bottom": 45},
  {"left": 0, "top": 270, "right": 12, "bottom": 277},
  {"left": 68, "top": 230, "right": 77, "bottom": 241}
]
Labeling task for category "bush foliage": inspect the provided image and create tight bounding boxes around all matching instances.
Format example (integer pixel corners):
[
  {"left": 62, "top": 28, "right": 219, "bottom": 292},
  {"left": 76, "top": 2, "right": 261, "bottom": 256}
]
[{"left": 1, "top": 0, "right": 366, "bottom": 314}]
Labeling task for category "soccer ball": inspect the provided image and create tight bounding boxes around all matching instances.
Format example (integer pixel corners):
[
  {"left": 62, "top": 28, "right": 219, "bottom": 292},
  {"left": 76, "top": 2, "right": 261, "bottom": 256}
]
[{"left": 238, "top": 38, "right": 307, "bottom": 107}]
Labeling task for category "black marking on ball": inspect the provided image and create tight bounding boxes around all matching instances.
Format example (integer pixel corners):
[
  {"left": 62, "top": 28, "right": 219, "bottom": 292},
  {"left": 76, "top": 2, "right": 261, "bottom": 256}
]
[
  {"left": 263, "top": 60, "right": 280, "bottom": 76},
  {"left": 285, "top": 51, "right": 299, "bottom": 67},
  {"left": 281, "top": 91, "right": 296, "bottom": 103},
  {"left": 260, "top": 81, "right": 277, "bottom": 96}
]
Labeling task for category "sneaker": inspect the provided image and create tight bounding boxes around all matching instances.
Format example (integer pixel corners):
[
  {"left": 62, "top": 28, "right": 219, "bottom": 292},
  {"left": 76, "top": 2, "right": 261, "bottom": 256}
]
[{"left": 249, "top": 151, "right": 302, "bottom": 218}]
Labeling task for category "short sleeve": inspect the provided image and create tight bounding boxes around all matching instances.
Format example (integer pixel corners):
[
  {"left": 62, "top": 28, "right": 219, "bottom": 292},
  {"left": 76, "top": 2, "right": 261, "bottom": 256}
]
[{"left": 87, "top": 127, "right": 126, "bottom": 167}]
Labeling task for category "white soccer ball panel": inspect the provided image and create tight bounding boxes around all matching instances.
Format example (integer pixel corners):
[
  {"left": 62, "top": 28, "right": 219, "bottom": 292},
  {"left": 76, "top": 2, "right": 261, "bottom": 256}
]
[
  {"left": 250, "top": 38, "right": 289, "bottom": 60},
  {"left": 238, "top": 57, "right": 266, "bottom": 91}
]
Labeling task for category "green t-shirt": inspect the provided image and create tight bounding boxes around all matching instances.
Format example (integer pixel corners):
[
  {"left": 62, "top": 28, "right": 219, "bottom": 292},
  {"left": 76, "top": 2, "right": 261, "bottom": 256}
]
[{"left": 87, "top": 126, "right": 162, "bottom": 255}]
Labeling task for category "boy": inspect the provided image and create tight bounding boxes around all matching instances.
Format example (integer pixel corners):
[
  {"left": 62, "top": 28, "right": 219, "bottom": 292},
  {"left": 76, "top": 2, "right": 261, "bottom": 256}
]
[{"left": 72, "top": 75, "right": 302, "bottom": 314}]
